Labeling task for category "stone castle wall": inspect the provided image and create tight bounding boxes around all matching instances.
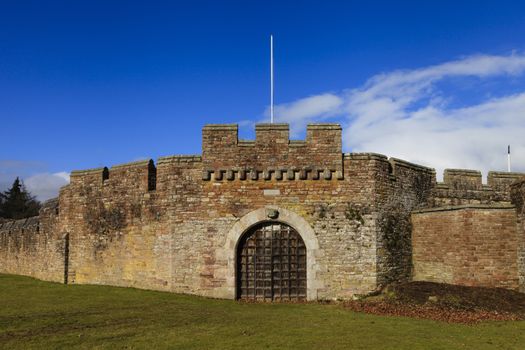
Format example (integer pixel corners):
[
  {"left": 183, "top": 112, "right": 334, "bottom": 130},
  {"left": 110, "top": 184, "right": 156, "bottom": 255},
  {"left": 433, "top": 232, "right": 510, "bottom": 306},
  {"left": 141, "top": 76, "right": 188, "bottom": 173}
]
[
  {"left": 411, "top": 172, "right": 525, "bottom": 292},
  {"left": 412, "top": 205, "right": 521, "bottom": 290},
  {"left": 0, "top": 199, "right": 65, "bottom": 283},
  {"left": 431, "top": 169, "right": 523, "bottom": 206},
  {"left": 56, "top": 158, "right": 176, "bottom": 292},
  {"left": 56, "top": 123, "right": 393, "bottom": 299},
  {"left": 0, "top": 122, "right": 524, "bottom": 298}
]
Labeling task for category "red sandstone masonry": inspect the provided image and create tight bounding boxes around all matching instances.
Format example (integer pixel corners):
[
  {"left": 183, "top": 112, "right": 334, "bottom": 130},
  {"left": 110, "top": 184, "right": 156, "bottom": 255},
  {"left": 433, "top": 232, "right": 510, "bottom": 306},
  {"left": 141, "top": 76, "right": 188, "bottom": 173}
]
[
  {"left": 53, "top": 123, "right": 388, "bottom": 299},
  {"left": 432, "top": 169, "right": 523, "bottom": 206},
  {"left": 373, "top": 157, "right": 436, "bottom": 285},
  {"left": 202, "top": 123, "right": 343, "bottom": 176},
  {"left": 412, "top": 205, "right": 520, "bottom": 290},
  {"left": 1, "top": 123, "right": 524, "bottom": 298}
]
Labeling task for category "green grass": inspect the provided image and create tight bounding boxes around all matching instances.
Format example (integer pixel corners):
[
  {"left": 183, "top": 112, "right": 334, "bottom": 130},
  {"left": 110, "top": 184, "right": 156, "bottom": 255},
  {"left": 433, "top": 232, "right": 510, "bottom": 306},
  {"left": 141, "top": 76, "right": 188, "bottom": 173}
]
[{"left": 1, "top": 274, "right": 524, "bottom": 349}]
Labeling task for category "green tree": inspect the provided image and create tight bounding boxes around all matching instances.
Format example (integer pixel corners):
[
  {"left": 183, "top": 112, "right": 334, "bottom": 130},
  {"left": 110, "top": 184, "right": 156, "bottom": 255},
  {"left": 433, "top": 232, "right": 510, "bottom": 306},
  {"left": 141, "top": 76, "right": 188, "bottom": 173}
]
[{"left": 0, "top": 177, "right": 41, "bottom": 219}]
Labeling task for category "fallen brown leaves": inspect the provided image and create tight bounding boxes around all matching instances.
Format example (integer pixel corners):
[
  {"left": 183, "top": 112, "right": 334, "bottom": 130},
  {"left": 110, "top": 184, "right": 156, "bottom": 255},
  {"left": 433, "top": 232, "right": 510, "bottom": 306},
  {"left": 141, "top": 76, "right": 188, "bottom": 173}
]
[
  {"left": 344, "top": 300, "right": 521, "bottom": 324},
  {"left": 343, "top": 282, "right": 525, "bottom": 324}
]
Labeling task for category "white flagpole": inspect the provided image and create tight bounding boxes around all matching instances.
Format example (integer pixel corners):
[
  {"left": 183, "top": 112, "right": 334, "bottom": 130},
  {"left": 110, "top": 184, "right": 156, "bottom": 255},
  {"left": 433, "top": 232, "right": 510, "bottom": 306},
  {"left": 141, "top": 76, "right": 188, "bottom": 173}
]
[
  {"left": 270, "top": 34, "right": 274, "bottom": 124},
  {"left": 508, "top": 145, "right": 511, "bottom": 172}
]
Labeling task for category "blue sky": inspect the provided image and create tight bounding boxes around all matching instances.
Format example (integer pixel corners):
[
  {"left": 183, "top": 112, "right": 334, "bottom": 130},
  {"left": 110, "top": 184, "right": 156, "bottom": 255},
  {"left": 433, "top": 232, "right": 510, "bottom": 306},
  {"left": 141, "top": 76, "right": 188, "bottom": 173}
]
[{"left": 1, "top": 1, "right": 525, "bottom": 200}]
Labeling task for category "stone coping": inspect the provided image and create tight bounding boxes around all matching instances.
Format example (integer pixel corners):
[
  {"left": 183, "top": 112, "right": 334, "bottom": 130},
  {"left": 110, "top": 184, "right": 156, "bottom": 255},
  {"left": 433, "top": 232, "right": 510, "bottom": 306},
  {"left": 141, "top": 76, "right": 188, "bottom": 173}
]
[
  {"left": 111, "top": 159, "right": 151, "bottom": 170},
  {"left": 306, "top": 123, "right": 342, "bottom": 130},
  {"left": 203, "top": 123, "right": 342, "bottom": 131},
  {"left": 489, "top": 171, "right": 525, "bottom": 179},
  {"left": 203, "top": 124, "right": 238, "bottom": 130},
  {"left": 434, "top": 183, "right": 495, "bottom": 190},
  {"left": 444, "top": 169, "right": 482, "bottom": 176},
  {"left": 344, "top": 152, "right": 388, "bottom": 161},
  {"left": 412, "top": 204, "right": 515, "bottom": 214},
  {"left": 255, "top": 123, "right": 289, "bottom": 130},
  {"left": 157, "top": 155, "right": 202, "bottom": 164},
  {"left": 72, "top": 159, "right": 153, "bottom": 177},
  {"left": 70, "top": 167, "right": 106, "bottom": 177},
  {"left": 389, "top": 157, "right": 435, "bottom": 173},
  {"left": 343, "top": 153, "right": 435, "bottom": 173},
  {"left": 238, "top": 140, "right": 255, "bottom": 146}
]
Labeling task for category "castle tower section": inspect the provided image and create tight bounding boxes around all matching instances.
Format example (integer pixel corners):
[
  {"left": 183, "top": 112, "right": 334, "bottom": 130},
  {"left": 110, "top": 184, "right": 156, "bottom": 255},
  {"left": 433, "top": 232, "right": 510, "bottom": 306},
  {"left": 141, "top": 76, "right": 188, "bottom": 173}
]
[{"left": 202, "top": 123, "right": 343, "bottom": 180}]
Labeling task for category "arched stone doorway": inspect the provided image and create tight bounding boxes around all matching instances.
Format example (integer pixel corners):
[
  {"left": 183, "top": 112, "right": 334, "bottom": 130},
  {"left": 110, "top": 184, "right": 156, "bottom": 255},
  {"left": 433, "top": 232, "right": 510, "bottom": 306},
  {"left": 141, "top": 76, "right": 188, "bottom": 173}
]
[
  {"left": 220, "top": 206, "right": 323, "bottom": 301},
  {"left": 237, "top": 221, "right": 307, "bottom": 301}
]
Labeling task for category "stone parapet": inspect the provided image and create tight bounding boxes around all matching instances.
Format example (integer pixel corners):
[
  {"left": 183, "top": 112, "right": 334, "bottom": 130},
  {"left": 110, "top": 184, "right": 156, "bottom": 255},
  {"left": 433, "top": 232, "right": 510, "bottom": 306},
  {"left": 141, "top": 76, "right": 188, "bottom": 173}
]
[
  {"left": 202, "top": 123, "right": 343, "bottom": 173},
  {"left": 433, "top": 169, "right": 525, "bottom": 206}
]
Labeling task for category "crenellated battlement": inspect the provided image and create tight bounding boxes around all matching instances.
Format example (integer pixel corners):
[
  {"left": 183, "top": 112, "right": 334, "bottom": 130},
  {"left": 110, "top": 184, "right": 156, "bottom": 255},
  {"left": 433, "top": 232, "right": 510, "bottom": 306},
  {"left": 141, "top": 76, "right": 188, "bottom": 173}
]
[
  {"left": 69, "top": 160, "right": 157, "bottom": 192},
  {"left": 488, "top": 171, "right": 525, "bottom": 192},
  {"left": 432, "top": 168, "right": 525, "bottom": 206},
  {"left": 3, "top": 121, "right": 525, "bottom": 298},
  {"left": 70, "top": 167, "right": 108, "bottom": 185},
  {"left": 435, "top": 169, "right": 524, "bottom": 191},
  {"left": 388, "top": 157, "right": 436, "bottom": 176},
  {"left": 63, "top": 123, "right": 524, "bottom": 197},
  {"left": 442, "top": 169, "right": 483, "bottom": 190},
  {"left": 202, "top": 123, "right": 342, "bottom": 172}
]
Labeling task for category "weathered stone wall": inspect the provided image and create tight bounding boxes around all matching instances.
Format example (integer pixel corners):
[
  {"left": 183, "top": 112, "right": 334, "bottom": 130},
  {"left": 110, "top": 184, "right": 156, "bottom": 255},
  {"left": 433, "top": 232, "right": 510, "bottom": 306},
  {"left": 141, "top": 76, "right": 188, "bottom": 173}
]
[
  {"left": 197, "top": 150, "right": 382, "bottom": 299},
  {"left": 431, "top": 169, "right": 523, "bottom": 206},
  {"left": 2, "top": 122, "right": 524, "bottom": 299},
  {"left": 56, "top": 124, "right": 386, "bottom": 300},
  {"left": 373, "top": 157, "right": 435, "bottom": 286},
  {"left": 412, "top": 205, "right": 521, "bottom": 290},
  {"left": 0, "top": 199, "right": 65, "bottom": 282},
  {"left": 511, "top": 179, "right": 525, "bottom": 292},
  {"left": 202, "top": 124, "right": 343, "bottom": 174},
  {"left": 57, "top": 159, "right": 173, "bottom": 291}
]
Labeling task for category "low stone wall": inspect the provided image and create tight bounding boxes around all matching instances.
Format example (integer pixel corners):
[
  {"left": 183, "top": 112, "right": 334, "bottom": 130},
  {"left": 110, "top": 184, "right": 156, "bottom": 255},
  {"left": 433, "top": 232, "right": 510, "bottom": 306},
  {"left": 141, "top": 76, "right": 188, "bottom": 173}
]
[
  {"left": 0, "top": 199, "right": 65, "bottom": 283},
  {"left": 411, "top": 205, "right": 521, "bottom": 291}
]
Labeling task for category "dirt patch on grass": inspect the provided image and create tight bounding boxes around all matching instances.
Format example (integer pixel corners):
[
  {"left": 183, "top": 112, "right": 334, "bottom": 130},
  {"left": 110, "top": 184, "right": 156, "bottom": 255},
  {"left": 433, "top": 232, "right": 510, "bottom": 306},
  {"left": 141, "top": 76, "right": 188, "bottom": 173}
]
[{"left": 344, "top": 282, "right": 525, "bottom": 324}]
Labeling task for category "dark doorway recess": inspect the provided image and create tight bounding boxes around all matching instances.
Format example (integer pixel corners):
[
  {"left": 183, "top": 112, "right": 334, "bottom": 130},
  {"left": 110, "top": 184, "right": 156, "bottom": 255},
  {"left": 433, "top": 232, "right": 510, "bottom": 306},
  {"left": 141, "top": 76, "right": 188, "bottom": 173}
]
[
  {"left": 237, "top": 222, "right": 306, "bottom": 301},
  {"left": 63, "top": 233, "right": 70, "bottom": 284}
]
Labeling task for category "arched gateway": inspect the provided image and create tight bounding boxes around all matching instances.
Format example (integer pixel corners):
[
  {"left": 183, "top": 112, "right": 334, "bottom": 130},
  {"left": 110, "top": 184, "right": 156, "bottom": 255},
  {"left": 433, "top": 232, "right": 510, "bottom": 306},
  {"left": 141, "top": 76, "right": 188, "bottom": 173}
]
[
  {"left": 223, "top": 207, "right": 323, "bottom": 301},
  {"left": 237, "top": 222, "right": 307, "bottom": 301}
]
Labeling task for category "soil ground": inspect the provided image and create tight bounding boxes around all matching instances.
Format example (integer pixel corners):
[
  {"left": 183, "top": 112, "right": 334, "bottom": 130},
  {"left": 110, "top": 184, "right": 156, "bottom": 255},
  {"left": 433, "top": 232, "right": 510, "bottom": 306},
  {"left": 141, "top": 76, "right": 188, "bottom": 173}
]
[{"left": 345, "top": 281, "right": 525, "bottom": 324}]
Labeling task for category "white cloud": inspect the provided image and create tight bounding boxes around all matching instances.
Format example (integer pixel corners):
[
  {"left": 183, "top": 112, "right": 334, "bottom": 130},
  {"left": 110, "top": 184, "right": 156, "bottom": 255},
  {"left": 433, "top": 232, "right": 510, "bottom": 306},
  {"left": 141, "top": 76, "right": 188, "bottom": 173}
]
[
  {"left": 24, "top": 172, "right": 70, "bottom": 202},
  {"left": 269, "top": 93, "right": 343, "bottom": 137},
  {"left": 270, "top": 53, "right": 525, "bottom": 180},
  {"left": 0, "top": 161, "right": 70, "bottom": 202}
]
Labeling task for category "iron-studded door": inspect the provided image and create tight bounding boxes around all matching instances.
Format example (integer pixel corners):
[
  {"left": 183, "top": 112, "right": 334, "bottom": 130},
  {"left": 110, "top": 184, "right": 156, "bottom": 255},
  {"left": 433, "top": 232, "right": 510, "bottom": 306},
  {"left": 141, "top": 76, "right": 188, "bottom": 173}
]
[{"left": 237, "top": 222, "right": 306, "bottom": 301}]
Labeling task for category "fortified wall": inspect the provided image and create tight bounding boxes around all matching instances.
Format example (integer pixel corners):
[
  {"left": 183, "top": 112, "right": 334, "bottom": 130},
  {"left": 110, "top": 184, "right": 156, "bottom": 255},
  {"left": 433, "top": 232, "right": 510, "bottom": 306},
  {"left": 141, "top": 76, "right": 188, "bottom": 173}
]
[
  {"left": 1, "top": 123, "right": 524, "bottom": 299},
  {"left": 412, "top": 173, "right": 525, "bottom": 292},
  {"left": 0, "top": 199, "right": 63, "bottom": 282}
]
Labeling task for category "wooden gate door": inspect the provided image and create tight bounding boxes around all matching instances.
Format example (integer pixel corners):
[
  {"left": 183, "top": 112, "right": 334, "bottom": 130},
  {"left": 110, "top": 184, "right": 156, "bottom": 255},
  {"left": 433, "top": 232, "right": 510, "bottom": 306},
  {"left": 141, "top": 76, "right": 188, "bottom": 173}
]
[{"left": 237, "top": 222, "right": 306, "bottom": 301}]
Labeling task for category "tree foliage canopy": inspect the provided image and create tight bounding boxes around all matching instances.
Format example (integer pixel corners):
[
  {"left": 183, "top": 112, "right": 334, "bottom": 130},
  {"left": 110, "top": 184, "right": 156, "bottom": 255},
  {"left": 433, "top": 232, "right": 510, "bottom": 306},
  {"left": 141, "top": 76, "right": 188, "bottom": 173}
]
[{"left": 0, "top": 177, "right": 41, "bottom": 220}]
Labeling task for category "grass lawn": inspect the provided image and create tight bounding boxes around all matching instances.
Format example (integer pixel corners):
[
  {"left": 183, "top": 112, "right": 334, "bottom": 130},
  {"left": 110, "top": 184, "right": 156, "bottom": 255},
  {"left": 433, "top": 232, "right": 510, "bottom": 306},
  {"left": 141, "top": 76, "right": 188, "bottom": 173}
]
[{"left": 1, "top": 274, "right": 524, "bottom": 349}]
